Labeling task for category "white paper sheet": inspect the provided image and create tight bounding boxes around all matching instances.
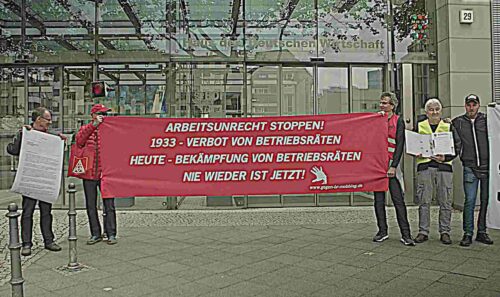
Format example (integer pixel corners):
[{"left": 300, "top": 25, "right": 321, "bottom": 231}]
[
  {"left": 405, "top": 130, "right": 433, "bottom": 157},
  {"left": 432, "top": 132, "right": 455, "bottom": 156},
  {"left": 10, "top": 128, "right": 64, "bottom": 204},
  {"left": 405, "top": 130, "right": 454, "bottom": 157}
]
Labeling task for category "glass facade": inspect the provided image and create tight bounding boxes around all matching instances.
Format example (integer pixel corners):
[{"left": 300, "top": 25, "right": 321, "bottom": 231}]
[{"left": 0, "top": 0, "right": 438, "bottom": 209}]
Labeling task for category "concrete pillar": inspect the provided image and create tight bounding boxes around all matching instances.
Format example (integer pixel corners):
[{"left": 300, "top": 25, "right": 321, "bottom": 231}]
[{"left": 436, "top": 0, "right": 492, "bottom": 208}]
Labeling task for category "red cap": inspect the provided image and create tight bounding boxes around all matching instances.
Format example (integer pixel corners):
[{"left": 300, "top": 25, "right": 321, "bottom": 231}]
[{"left": 91, "top": 104, "right": 111, "bottom": 114}]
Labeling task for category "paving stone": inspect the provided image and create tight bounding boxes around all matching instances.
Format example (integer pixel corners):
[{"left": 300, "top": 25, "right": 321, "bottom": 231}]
[
  {"left": 403, "top": 267, "right": 448, "bottom": 282},
  {"left": 310, "top": 285, "right": 365, "bottom": 297},
  {"left": 196, "top": 273, "right": 243, "bottom": 289},
  {"left": 333, "top": 277, "right": 380, "bottom": 293},
  {"left": 438, "top": 273, "right": 486, "bottom": 288},
  {"left": 451, "top": 259, "right": 498, "bottom": 279},
  {"left": 466, "top": 289, "right": 500, "bottom": 297},
  {"left": 275, "top": 278, "right": 327, "bottom": 295},
  {"left": 418, "top": 259, "right": 462, "bottom": 273},
  {"left": 415, "top": 281, "right": 474, "bottom": 297}
]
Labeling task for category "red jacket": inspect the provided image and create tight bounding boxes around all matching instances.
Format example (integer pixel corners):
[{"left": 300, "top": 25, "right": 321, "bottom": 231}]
[{"left": 75, "top": 123, "right": 101, "bottom": 180}]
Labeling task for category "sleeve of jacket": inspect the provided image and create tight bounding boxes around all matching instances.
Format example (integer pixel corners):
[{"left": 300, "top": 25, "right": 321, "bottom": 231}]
[
  {"left": 75, "top": 123, "right": 97, "bottom": 148},
  {"left": 6, "top": 130, "right": 22, "bottom": 156},
  {"left": 451, "top": 117, "right": 463, "bottom": 160},
  {"left": 444, "top": 124, "right": 459, "bottom": 162},
  {"left": 390, "top": 116, "right": 405, "bottom": 168}
]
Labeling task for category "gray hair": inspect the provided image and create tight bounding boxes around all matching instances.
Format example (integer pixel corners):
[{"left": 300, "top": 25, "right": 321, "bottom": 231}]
[
  {"left": 31, "top": 107, "right": 50, "bottom": 122},
  {"left": 380, "top": 92, "right": 399, "bottom": 107},
  {"left": 424, "top": 98, "right": 442, "bottom": 111}
]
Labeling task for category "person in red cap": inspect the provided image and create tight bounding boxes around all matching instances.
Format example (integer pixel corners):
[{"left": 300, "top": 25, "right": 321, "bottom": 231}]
[{"left": 75, "top": 103, "right": 117, "bottom": 245}]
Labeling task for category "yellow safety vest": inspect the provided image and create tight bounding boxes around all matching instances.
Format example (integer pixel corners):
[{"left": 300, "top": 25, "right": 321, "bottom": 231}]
[{"left": 416, "top": 120, "right": 452, "bottom": 165}]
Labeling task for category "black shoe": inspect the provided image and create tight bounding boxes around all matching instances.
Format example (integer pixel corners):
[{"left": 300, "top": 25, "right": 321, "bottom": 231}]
[
  {"left": 476, "top": 233, "right": 494, "bottom": 245},
  {"left": 414, "top": 233, "right": 428, "bottom": 243},
  {"left": 400, "top": 236, "right": 415, "bottom": 246},
  {"left": 45, "top": 242, "right": 62, "bottom": 252},
  {"left": 459, "top": 234, "right": 472, "bottom": 247},
  {"left": 21, "top": 246, "right": 32, "bottom": 256},
  {"left": 107, "top": 235, "right": 117, "bottom": 245},
  {"left": 372, "top": 231, "right": 388, "bottom": 242},
  {"left": 440, "top": 233, "right": 452, "bottom": 245},
  {"left": 86, "top": 236, "right": 103, "bottom": 245}
]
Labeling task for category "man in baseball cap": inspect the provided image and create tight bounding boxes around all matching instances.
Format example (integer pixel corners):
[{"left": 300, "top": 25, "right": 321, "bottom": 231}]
[
  {"left": 90, "top": 103, "right": 111, "bottom": 114},
  {"left": 452, "top": 93, "right": 493, "bottom": 246},
  {"left": 465, "top": 94, "right": 480, "bottom": 104},
  {"left": 75, "top": 103, "right": 118, "bottom": 245}
]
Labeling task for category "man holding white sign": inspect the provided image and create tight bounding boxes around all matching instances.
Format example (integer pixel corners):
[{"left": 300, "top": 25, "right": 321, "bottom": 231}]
[
  {"left": 409, "top": 98, "right": 458, "bottom": 245},
  {"left": 7, "top": 107, "right": 65, "bottom": 256}
]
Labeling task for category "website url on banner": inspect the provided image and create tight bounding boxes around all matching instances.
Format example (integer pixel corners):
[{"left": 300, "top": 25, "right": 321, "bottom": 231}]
[{"left": 309, "top": 184, "right": 363, "bottom": 191}]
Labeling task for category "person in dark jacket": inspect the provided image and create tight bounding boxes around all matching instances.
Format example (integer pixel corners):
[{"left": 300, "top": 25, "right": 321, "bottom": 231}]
[
  {"left": 7, "top": 107, "right": 64, "bottom": 256},
  {"left": 452, "top": 94, "right": 493, "bottom": 246},
  {"left": 372, "top": 92, "right": 414, "bottom": 246},
  {"left": 75, "top": 104, "right": 117, "bottom": 245}
]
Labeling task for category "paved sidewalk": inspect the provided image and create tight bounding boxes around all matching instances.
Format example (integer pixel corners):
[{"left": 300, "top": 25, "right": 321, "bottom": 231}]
[{"left": 1, "top": 207, "right": 500, "bottom": 297}]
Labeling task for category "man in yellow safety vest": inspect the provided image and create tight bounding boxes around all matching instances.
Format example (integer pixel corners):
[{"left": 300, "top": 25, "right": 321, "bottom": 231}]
[{"left": 412, "top": 98, "right": 458, "bottom": 245}]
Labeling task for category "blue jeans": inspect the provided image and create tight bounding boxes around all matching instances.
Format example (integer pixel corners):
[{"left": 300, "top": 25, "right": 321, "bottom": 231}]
[{"left": 463, "top": 167, "right": 489, "bottom": 236}]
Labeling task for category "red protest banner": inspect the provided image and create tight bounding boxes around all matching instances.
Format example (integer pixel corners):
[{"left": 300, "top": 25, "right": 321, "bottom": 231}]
[{"left": 99, "top": 113, "right": 388, "bottom": 198}]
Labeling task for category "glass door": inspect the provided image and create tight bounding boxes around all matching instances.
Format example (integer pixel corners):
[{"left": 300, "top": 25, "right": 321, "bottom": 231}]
[
  {"left": 245, "top": 64, "right": 315, "bottom": 207},
  {"left": 0, "top": 67, "right": 26, "bottom": 195},
  {"left": 281, "top": 66, "right": 314, "bottom": 206},
  {"left": 246, "top": 65, "right": 281, "bottom": 207},
  {"left": 316, "top": 67, "right": 351, "bottom": 206},
  {"left": 350, "top": 66, "right": 384, "bottom": 206},
  {"left": 316, "top": 66, "right": 384, "bottom": 206}
]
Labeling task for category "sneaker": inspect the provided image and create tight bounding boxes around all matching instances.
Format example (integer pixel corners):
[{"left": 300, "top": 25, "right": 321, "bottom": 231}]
[
  {"left": 476, "top": 233, "right": 494, "bottom": 245},
  {"left": 400, "top": 237, "right": 415, "bottom": 246},
  {"left": 86, "top": 236, "right": 103, "bottom": 245},
  {"left": 21, "top": 246, "right": 32, "bottom": 256},
  {"left": 107, "top": 236, "right": 117, "bottom": 245},
  {"left": 45, "top": 242, "right": 62, "bottom": 252},
  {"left": 414, "top": 233, "right": 428, "bottom": 243},
  {"left": 372, "top": 231, "right": 389, "bottom": 242},
  {"left": 460, "top": 234, "right": 473, "bottom": 247},
  {"left": 440, "top": 233, "right": 452, "bottom": 245}
]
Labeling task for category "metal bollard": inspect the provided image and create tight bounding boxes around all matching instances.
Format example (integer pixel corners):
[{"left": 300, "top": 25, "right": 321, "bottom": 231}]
[
  {"left": 6, "top": 203, "right": 24, "bottom": 297},
  {"left": 67, "top": 183, "right": 80, "bottom": 270}
]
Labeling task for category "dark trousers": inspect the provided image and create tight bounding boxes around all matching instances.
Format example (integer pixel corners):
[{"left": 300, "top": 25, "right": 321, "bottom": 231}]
[
  {"left": 21, "top": 196, "right": 55, "bottom": 247},
  {"left": 374, "top": 177, "right": 411, "bottom": 237},
  {"left": 83, "top": 179, "right": 116, "bottom": 237}
]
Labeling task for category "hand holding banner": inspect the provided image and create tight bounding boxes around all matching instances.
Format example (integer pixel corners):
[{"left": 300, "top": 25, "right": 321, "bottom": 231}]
[{"left": 99, "top": 113, "right": 388, "bottom": 198}]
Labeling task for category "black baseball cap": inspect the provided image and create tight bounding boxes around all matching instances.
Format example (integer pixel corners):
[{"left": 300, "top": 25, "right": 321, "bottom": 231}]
[{"left": 465, "top": 94, "right": 480, "bottom": 104}]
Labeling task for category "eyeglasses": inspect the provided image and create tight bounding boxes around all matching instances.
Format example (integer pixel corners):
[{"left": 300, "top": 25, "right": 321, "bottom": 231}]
[
  {"left": 96, "top": 112, "right": 108, "bottom": 116},
  {"left": 40, "top": 116, "right": 52, "bottom": 122}
]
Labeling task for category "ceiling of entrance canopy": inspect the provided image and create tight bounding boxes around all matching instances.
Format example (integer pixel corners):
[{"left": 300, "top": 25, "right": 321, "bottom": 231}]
[{"left": 0, "top": 0, "right": 392, "bottom": 56}]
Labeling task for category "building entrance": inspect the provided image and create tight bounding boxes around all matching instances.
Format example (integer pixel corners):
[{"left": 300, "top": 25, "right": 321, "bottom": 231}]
[{"left": 0, "top": 62, "right": 432, "bottom": 209}]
